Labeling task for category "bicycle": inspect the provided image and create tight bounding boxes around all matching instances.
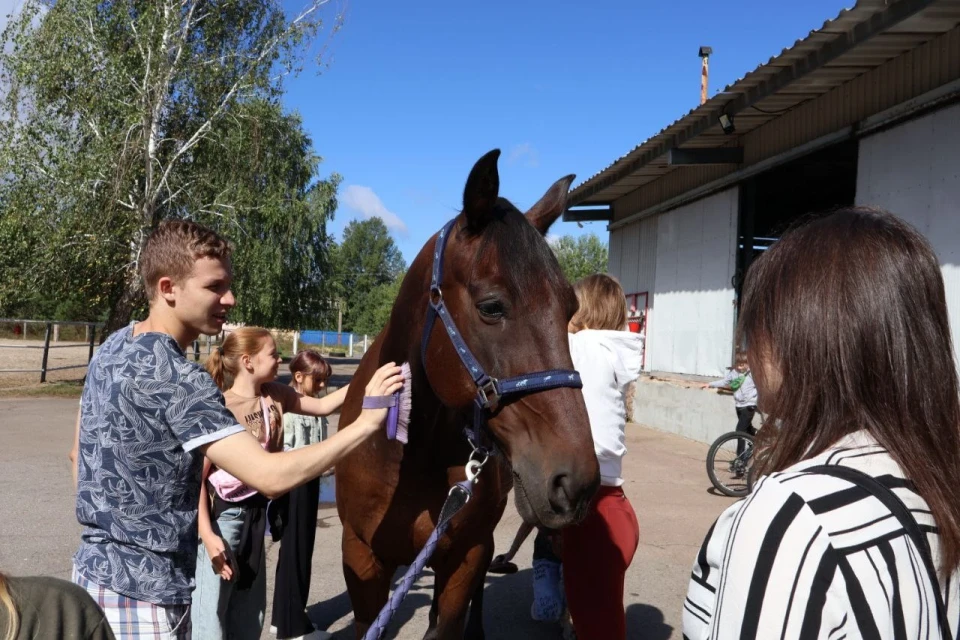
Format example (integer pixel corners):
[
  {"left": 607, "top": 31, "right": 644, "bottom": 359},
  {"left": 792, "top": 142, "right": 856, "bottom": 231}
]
[{"left": 706, "top": 431, "right": 756, "bottom": 497}]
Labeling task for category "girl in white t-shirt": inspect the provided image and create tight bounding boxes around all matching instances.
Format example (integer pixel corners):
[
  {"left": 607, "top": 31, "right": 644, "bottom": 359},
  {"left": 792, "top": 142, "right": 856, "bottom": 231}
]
[{"left": 564, "top": 274, "right": 643, "bottom": 640}]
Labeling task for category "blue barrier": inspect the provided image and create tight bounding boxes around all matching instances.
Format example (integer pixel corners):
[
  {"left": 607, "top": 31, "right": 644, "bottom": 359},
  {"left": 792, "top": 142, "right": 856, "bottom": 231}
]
[{"left": 299, "top": 330, "right": 350, "bottom": 345}]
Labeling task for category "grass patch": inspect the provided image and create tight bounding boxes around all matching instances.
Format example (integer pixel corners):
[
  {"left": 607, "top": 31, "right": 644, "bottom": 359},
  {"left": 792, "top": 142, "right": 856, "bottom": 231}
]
[{"left": 0, "top": 380, "right": 84, "bottom": 399}]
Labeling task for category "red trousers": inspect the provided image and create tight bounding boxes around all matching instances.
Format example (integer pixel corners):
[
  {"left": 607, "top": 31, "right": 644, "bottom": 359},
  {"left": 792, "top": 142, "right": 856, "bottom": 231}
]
[{"left": 561, "top": 486, "right": 639, "bottom": 640}]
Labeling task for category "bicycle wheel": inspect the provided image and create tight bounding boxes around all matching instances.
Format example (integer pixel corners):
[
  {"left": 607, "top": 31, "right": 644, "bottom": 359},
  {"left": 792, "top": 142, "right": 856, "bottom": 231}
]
[{"left": 706, "top": 431, "right": 755, "bottom": 498}]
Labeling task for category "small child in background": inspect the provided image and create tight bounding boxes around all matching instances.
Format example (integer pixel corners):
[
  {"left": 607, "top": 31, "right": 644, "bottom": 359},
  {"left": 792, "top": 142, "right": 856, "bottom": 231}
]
[
  {"left": 701, "top": 351, "right": 757, "bottom": 458},
  {"left": 489, "top": 523, "right": 568, "bottom": 624},
  {"left": 270, "top": 351, "right": 334, "bottom": 640}
]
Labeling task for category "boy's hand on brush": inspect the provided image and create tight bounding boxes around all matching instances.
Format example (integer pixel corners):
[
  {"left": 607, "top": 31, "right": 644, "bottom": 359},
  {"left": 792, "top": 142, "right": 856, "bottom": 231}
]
[{"left": 360, "top": 363, "right": 404, "bottom": 433}]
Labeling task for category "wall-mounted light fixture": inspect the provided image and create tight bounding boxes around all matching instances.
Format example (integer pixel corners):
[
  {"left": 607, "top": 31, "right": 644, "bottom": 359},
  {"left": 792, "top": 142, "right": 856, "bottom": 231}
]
[{"left": 719, "top": 113, "right": 735, "bottom": 134}]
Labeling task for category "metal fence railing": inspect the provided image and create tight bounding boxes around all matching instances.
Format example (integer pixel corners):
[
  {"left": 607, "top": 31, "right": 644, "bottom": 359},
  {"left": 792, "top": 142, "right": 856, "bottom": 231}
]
[
  {"left": 0, "top": 318, "right": 103, "bottom": 383},
  {"left": 0, "top": 320, "right": 373, "bottom": 385}
]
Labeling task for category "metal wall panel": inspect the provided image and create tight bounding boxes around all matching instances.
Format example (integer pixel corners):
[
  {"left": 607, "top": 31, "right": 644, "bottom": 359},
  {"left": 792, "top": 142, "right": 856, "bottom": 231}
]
[
  {"left": 608, "top": 216, "right": 659, "bottom": 371},
  {"left": 608, "top": 218, "right": 658, "bottom": 295},
  {"left": 648, "top": 187, "right": 738, "bottom": 376},
  {"left": 608, "top": 226, "right": 624, "bottom": 278},
  {"left": 637, "top": 216, "right": 659, "bottom": 296},
  {"left": 857, "top": 101, "right": 960, "bottom": 362},
  {"left": 619, "top": 221, "right": 641, "bottom": 294}
]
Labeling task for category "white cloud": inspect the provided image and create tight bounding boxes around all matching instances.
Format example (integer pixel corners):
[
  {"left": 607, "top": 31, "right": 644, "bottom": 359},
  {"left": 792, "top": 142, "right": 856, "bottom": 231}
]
[
  {"left": 507, "top": 142, "right": 539, "bottom": 168},
  {"left": 340, "top": 185, "right": 408, "bottom": 235}
]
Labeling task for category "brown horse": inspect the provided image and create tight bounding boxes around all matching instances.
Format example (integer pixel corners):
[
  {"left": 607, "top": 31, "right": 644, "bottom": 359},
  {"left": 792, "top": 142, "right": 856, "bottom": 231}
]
[{"left": 335, "top": 149, "right": 600, "bottom": 639}]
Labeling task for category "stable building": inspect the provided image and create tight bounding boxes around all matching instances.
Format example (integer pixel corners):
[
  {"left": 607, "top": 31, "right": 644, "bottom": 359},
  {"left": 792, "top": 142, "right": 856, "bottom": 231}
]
[{"left": 566, "top": 0, "right": 960, "bottom": 395}]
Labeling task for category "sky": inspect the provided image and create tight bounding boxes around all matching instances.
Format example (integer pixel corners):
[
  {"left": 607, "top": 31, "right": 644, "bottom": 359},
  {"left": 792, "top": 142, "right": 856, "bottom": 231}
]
[
  {"left": 0, "top": 0, "right": 855, "bottom": 265},
  {"left": 280, "top": 0, "right": 854, "bottom": 265}
]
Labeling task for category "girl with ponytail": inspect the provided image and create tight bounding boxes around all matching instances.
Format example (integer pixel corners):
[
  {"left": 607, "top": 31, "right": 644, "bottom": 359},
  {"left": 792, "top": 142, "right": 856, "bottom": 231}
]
[{"left": 193, "top": 329, "right": 350, "bottom": 640}]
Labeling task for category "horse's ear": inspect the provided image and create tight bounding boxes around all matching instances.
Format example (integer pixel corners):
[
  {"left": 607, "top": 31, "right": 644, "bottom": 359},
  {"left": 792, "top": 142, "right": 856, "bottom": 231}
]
[
  {"left": 525, "top": 174, "right": 576, "bottom": 235},
  {"left": 462, "top": 149, "right": 501, "bottom": 233}
]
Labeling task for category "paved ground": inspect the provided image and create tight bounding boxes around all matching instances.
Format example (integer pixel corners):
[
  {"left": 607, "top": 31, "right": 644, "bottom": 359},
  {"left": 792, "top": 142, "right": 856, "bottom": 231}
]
[{"left": 0, "top": 391, "right": 736, "bottom": 639}]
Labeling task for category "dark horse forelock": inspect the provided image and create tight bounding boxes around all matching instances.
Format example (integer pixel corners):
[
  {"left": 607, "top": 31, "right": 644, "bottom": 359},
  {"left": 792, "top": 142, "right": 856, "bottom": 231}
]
[{"left": 466, "top": 198, "right": 571, "bottom": 303}]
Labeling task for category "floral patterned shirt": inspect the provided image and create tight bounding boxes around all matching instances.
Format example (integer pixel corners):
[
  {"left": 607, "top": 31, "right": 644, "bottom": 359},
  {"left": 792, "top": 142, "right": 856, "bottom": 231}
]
[{"left": 73, "top": 325, "right": 244, "bottom": 604}]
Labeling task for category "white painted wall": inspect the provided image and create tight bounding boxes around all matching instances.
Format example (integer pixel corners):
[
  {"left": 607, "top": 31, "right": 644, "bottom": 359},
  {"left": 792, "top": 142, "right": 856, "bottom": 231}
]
[
  {"left": 856, "top": 102, "right": 960, "bottom": 359},
  {"left": 609, "top": 216, "right": 658, "bottom": 370},
  {"left": 646, "top": 187, "right": 739, "bottom": 376}
]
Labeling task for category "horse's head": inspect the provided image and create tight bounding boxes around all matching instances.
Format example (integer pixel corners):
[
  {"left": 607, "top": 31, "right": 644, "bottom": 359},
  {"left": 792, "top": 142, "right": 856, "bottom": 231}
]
[{"left": 417, "top": 149, "right": 600, "bottom": 529}]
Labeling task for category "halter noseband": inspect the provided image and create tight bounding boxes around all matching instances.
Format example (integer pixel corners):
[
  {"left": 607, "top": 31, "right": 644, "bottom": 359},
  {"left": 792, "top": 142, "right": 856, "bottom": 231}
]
[{"left": 420, "top": 218, "right": 583, "bottom": 449}]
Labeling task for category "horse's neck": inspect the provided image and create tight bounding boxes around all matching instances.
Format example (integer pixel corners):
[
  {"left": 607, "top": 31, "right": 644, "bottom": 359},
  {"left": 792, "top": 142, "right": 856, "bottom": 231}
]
[
  {"left": 375, "top": 240, "right": 473, "bottom": 464},
  {"left": 377, "top": 318, "right": 467, "bottom": 465}
]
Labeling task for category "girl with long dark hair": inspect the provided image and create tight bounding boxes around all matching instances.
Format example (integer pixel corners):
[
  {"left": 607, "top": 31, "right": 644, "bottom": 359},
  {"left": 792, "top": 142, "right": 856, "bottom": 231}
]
[{"left": 684, "top": 208, "right": 960, "bottom": 639}]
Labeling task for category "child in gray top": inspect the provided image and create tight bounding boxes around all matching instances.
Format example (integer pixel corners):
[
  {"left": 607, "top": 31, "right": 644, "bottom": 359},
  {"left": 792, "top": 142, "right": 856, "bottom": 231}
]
[{"left": 702, "top": 351, "right": 757, "bottom": 459}]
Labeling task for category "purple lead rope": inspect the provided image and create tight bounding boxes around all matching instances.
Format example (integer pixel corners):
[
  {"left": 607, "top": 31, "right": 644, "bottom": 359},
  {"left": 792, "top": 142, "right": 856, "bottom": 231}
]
[{"left": 362, "top": 480, "right": 474, "bottom": 640}]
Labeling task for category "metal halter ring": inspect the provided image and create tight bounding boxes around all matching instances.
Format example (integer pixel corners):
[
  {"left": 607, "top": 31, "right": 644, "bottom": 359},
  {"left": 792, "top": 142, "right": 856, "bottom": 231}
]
[
  {"left": 465, "top": 459, "right": 483, "bottom": 484},
  {"left": 470, "top": 445, "right": 491, "bottom": 468},
  {"left": 465, "top": 446, "right": 491, "bottom": 484}
]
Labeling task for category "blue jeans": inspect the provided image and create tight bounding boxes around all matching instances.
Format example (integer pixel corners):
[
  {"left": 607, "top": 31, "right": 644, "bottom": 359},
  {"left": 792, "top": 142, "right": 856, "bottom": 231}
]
[{"left": 191, "top": 505, "right": 265, "bottom": 639}]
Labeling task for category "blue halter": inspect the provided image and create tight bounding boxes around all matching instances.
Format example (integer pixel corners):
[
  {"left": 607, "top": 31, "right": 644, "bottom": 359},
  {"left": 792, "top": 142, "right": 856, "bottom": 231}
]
[{"left": 420, "top": 218, "right": 583, "bottom": 449}]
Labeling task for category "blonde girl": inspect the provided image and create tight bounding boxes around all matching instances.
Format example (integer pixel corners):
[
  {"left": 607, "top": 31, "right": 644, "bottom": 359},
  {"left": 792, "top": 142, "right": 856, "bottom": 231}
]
[
  {"left": 564, "top": 274, "right": 643, "bottom": 640},
  {"left": 192, "top": 329, "right": 348, "bottom": 640}
]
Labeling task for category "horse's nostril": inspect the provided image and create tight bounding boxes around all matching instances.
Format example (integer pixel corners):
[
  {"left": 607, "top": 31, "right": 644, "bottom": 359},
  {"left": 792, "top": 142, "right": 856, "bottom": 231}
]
[{"left": 548, "top": 472, "right": 576, "bottom": 516}]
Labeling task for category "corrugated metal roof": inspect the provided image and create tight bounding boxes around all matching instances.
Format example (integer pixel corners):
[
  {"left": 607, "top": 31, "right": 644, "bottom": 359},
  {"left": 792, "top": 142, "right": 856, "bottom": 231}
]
[{"left": 568, "top": 0, "right": 960, "bottom": 207}]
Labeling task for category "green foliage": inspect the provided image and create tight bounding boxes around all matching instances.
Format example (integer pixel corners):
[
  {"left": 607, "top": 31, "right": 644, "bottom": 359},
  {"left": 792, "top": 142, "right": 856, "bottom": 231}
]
[
  {"left": 0, "top": 0, "right": 340, "bottom": 331},
  {"left": 331, "top": 218, "right": 406, "bottom": 332},
  {"left": 350, "top": 272, "right": 405, "bottom": 337},
  {"left": 551, "top": 234, "right": 609, "bottom": 283},
  {"left": 190, "top": 99, "right": 341, "bottom": 329}
]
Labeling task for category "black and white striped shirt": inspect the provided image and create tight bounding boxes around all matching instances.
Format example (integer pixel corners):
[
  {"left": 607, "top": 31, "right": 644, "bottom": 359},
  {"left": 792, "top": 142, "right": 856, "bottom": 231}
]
[{"left": 684, "top": 431, "right": 960, "bottom": 639}]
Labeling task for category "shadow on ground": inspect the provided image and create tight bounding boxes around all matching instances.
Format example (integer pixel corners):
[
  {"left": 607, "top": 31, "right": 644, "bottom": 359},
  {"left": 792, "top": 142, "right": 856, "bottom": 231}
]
[
  {"left": 308, "top": 567, "right": 673, "bottom": 639},
  {"left": 308, "top": 569, "right": 433, "bottom": 639},
  {"left": 626, "top": 602, "right": 674, "bottom": 639}
]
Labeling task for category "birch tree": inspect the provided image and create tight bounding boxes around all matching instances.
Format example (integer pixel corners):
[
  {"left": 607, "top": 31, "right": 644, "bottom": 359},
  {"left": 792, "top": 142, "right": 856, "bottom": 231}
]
[{"left": 0, "top": 0, "right": 341, "bottom": 332}]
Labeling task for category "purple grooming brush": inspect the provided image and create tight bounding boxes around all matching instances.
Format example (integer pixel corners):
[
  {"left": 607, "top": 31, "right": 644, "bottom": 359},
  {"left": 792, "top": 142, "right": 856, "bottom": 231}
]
[{"left": 362, "top": 362, "right": 412, "bottom": 444}]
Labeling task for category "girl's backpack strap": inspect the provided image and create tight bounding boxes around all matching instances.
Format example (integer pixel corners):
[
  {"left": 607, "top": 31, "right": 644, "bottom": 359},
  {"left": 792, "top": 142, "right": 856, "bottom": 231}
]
[{"left": 806, "top": 464, "right": 952, "bottom": 638}]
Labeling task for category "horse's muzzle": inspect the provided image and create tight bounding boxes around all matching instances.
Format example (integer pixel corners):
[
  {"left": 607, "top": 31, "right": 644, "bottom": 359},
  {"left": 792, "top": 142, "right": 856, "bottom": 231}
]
[
  {"left": 513, "top": 458, "right": 600, "bottom": 529},
  {"left": 549, "top": 468, "right": 599, "bottom": 524}
]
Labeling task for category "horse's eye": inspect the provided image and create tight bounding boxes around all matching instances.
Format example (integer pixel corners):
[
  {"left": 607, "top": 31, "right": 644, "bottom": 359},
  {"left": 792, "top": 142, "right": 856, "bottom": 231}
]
[{"left": 477, "top": 300, "right": 505, "bottom": 320}]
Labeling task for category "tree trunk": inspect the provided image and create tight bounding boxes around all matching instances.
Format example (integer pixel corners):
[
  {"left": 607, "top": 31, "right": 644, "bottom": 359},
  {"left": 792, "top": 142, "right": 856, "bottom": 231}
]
[{"left": 101, "top": 266, "right": 144, "bottom": 340}]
